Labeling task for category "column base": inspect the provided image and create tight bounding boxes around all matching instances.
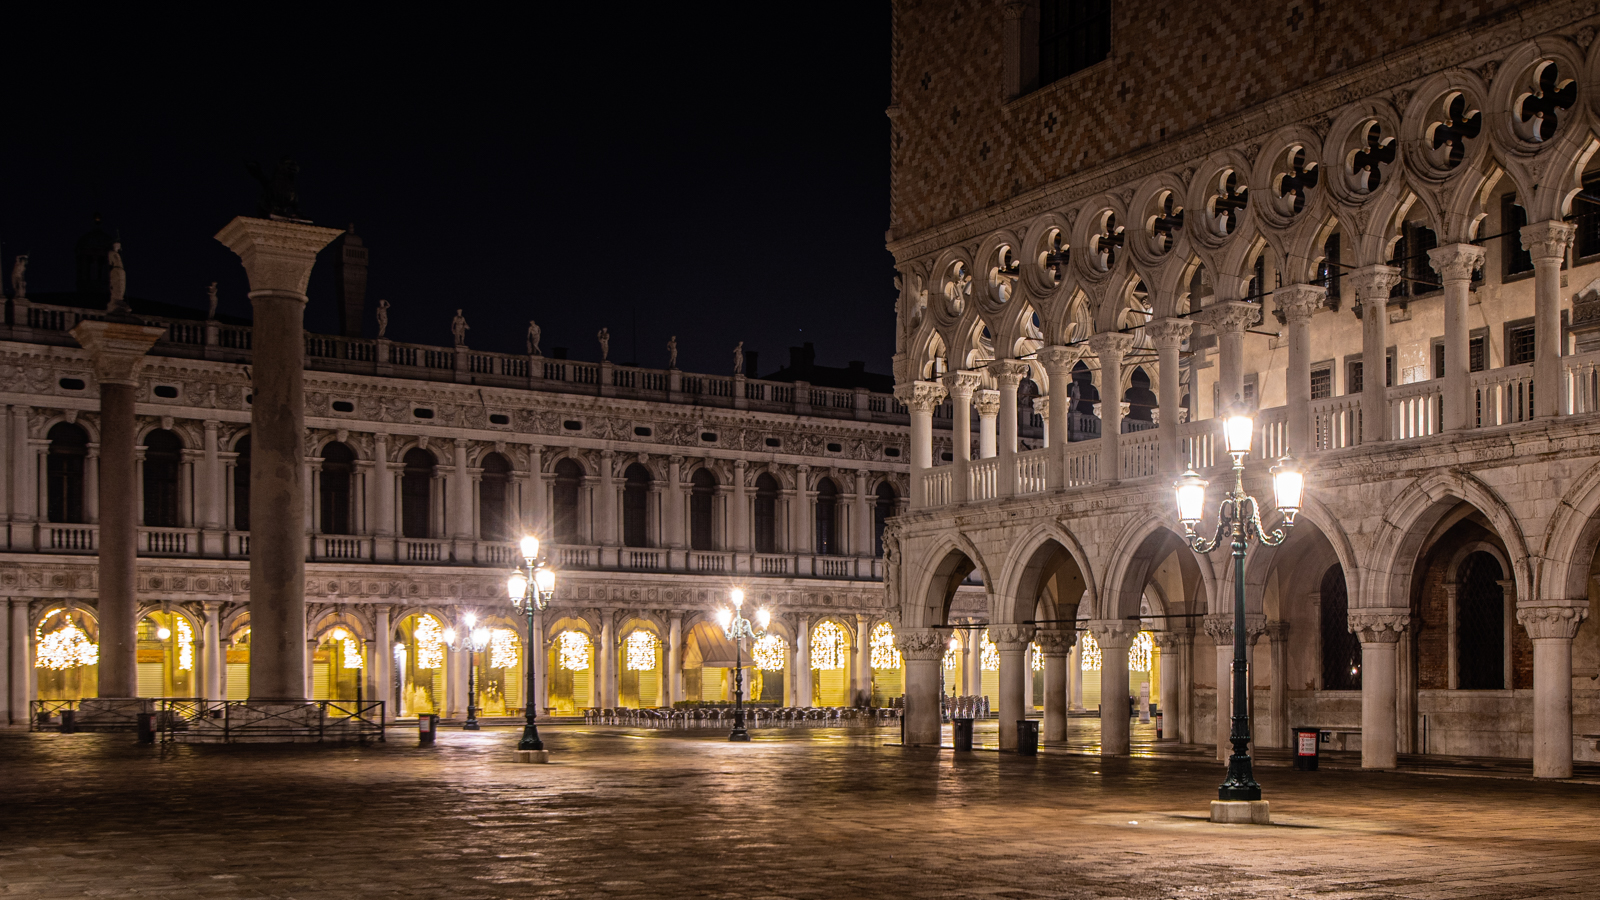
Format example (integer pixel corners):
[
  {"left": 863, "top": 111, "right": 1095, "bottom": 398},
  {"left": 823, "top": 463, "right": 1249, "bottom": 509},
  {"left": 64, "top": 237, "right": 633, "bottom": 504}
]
[
  {"left": 514, "top": 749, "right": 550, "bottom": 763},
  {"left": 1210, "top": 800, "right": 1271, "bottom": 825}
]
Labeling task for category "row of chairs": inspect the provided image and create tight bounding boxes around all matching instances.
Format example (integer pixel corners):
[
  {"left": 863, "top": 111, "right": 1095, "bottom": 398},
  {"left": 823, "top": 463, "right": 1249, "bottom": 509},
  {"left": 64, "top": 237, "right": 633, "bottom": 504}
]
[{"left": 584, "top": 707, "right": 902, "bottom": 728}]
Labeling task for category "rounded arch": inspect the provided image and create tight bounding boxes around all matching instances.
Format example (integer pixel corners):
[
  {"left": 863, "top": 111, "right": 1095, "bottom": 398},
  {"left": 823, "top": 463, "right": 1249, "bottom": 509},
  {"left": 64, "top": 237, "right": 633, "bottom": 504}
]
[
  {"left": 1365, "top": 471, "right": 1532, "bottom": 611},
  {"left": 309, "top": 607, "right": 370, "bottom": 643},
  {"left": 995, "top": 521, "right": 1099, "bottom": 625},
  {"left": 1538, "top": 456, "right": 1600, "bottom": 602}
]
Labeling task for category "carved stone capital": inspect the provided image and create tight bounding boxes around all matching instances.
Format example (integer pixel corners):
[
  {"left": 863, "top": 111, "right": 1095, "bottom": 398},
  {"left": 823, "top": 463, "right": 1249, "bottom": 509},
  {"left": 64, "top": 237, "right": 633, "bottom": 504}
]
[
  {"left": 990, "top": 359, "right": 1033, "bottom": 387},
  {"left": 1273, "top": 284, "right": 1325, "bottom": 325},
  {"left": 974, "top": 389, "right": 1003, "bottom": 418},
  {"left": 1520, "top": 220, "right": 1576, "bottom": 262},
  {"left": 1035, "top": 344, "right": 1087, "bottom": 375},
  {"left": 1192, "top": 300, "right": 1260, "bottom": 335},
  {"left": 70, "top": 320, "right": 168, "bottom": 387},
  {"left": 897, "top": 627, "right": 953, "bottom": 661},
  {"left": 1202, "top": 614, "right": 1235, "bottom": 644},
  {"left": 941, "top": 370, "right": 983, "bottom": 400},
  {"left": 1151, "top": 630, "right": 1189, "bottom": 652},
  {"left": 893, "top": 380, "right": 948, "bottom": 413},
  {"left": 1348, "top": 610, "right": 1410, "bottom": 643},
  {"left": 1035, "top": 628, "right": 1077, "bottom": 656},
  {"left": 1517, "top": 603, "right": 1589, "bottom": 641},
  {"left": 1265, "top": 620, "right": 1291, "bottom": 642},
  {"left": 1087, "top": 331, "right": 1137, "bottom": 359},
  {"left": 1427, "top": 242, "right": 1486, "bottom": 284},
  {"left": 990, "top": 623, "right": 1034, "bottom": 649},
  {"left": 214, "top": 216, "right": 344, "bottom": 296},
  {"left": 1346, "top": 265, "right": 1402, "bottom": 313},
  {"left": 1088, "top": 618, "right": 1139, "bottom": 650},
  {"left": 1144, "top": 317, "right": 1193, "bottom": 348}
]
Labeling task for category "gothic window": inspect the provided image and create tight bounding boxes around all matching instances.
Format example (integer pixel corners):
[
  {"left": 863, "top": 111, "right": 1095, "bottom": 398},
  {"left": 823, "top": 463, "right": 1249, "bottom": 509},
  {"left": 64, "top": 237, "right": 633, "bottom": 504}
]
[
  {"left": 46, "top": 422, "right": 88, "bottom": 524},
  {"left": 622, "top": 464, "right": 651, "bottom": 548},
  {"left": 1038, "top": 0, "right": 1110, "bottom": 87},
  {"left": 1393, "top": 222, "right": 1439, "bottom": 298},
  {"left": 1456, "top": 551, "right": 1506, "bottom": 690},
  {"left": 142, "top": 429, "right": 182, "bottom": 528},
  {"left": 1319, "top": 564, "right": 1361, "bottom": 690},
  {"left": 478, "top": 452, "right": 511, "bottom": 542},
  {"left": 753, "top": 473, "right": 780, "bottom": 553},
  {"left": 400, "top": 448, "right": 436, "bottom": 539},
  {"left": 1503, "top": 193, "right": 1534, "bottom": 277},
  {"left": 814, "top": 478, "right": 840, "bottom": 556},
  {"left": 1506, "top": 318, "right": 1536, "bottom": 366},
  {"left": 873, "top": 483, "right": 897, "bottom": 557},
  {"left": 233, "top": 437, "right": 251, "bottom": 531},
  {"left": 1124, "top": 367, "right": 1155, "bottom": 422},
  {"left": 319, "top": 441, "right": 355, "bottom": 535},
  {"left": 551, "top": 458, "right": 584, "bottom": 544},
  {"left": 689, "top": 468, "right": 716, "bottom": 551}
]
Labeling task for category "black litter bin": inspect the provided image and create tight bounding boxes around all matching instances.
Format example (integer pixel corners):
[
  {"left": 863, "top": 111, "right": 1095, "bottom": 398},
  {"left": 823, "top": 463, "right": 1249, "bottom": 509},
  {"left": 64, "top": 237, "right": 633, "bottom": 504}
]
[
  {"left": 58, "top": 709, "right": 76, "bottom": 734},
  {"left": 952, "top": 717, "right": 974, "bottom": 752},
  {"left": 1016, "top": 719, "right": 1039, "bottom": 756},
  {"left": 136, "top": 712, "right": 156, "bottom": 744},
  {"left": 419, "top": 714, "right": 439, "bottom": 745},
  {"left": 1293, "top": 726, "right": 1321, "bottom": 770}
]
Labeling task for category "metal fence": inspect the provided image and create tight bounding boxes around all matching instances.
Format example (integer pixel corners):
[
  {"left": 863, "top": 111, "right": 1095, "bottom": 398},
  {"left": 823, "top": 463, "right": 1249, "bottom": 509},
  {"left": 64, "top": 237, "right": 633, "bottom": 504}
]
[{"left": 158, "top": 699, "right": 386, "bottom": 743}]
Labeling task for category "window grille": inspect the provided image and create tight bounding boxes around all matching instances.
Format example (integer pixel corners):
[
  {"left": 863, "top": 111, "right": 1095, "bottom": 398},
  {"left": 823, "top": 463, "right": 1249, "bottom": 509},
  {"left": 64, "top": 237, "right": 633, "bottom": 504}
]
[{"left": 1456, "top": 552, "right": 1505, "bottom": 690}]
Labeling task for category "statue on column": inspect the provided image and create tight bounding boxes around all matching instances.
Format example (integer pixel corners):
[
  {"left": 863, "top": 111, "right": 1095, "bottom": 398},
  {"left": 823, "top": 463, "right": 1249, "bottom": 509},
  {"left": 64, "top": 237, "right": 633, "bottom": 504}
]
[
  {"left": 667, "top": 335, "right": 678, "bottom": 369},
  {"left": 597, "top": 327, "right": 610, "bottom": 361},
  {"left": 733, "top": 341, "right": 745, "bottom": 375},
  {"left": 376, "top": 299, "right": 390, "bottom": 338},
  {"left": 451, "top": 309, "right": 470, "bottom": 346},
  {"left": 247, "top": 156, "right": 303, "bottom": 220},
  {"left": 206, "top": 282, "right": 219, "bottom": 319},
  {"left": 10, "top": 255, "right": 26, "bottom": 300},
  {"left": 107, "top": 242, "right": 130, "bottom": 315},
  {"left": 527, "top": 319, "right": 542, "bottom": 355}
]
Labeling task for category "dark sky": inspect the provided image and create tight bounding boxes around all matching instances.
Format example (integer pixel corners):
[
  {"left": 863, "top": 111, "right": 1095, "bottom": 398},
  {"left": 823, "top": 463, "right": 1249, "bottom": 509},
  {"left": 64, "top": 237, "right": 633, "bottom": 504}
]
[{"left": 0, "top": 6, "right": 894, "bottom": 378}]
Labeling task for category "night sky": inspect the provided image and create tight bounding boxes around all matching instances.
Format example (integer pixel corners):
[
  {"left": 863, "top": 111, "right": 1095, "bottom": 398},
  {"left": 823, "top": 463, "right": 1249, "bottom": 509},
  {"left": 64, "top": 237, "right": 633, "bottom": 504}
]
[{"left": 0, "top": 6, "right": 894, "bottom": 378}]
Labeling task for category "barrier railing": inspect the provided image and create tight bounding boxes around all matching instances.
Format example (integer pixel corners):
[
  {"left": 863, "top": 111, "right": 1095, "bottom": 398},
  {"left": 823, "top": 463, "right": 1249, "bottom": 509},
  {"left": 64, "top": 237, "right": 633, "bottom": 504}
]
[
  {"left": 161, "top": 699, "right": 385, "bottom": 743},
  {"left": 28, "top": 699, "right": 78, "bottom": 731},
  {"left": 968, "top": 458, "right": 999, "bottom": 501}
]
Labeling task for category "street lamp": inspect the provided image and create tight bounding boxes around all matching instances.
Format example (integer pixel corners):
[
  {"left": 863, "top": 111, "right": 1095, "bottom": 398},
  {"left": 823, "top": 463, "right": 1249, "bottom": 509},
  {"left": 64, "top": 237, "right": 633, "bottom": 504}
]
[
  {"left": 715, "top": 588, "right": 770, "bottom": 742},
  {"left": 443, "top": 612, "right": 491, "bottom": 731},
  {"left": 508, "top": 535, "right": 556, "bottom": 754},
  {"left": 1173, "top": 404, "right": 1303, "bottom": 811}
]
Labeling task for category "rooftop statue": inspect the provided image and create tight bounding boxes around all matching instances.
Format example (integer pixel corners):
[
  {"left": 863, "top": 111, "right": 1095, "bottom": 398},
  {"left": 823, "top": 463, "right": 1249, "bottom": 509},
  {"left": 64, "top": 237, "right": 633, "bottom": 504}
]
[
  {"left": 10, "top": 255, "right": 26, "bottom": 300},
  {"left": 527, "top": 320, "right": 542, "bottom": 356},
  {"left": 376, "top": 299, "right": 390, "bottom": 338},
  {"left": 733, "top": 341, "right": 744, "bottom": 375},
  {"left": 598, "top": 327, "right": 610, "bottom": 361},
  {"left": 667, "top": 335, "right": 678, "bottom": 369},
  {"left": 206, "top": 282, "right": 218, "bottom": 319},
  {"left": 107, "top": 242, "right": 130, "bottom": 315},
  {"left": 451, "top": 309, "right": 469, "bottom": 347}
]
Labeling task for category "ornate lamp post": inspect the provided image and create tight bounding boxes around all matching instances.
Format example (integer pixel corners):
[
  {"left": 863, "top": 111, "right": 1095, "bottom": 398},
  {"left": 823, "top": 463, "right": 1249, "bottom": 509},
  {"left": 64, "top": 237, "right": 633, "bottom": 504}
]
[
  {"left": 715, "top": 589, "right": 770, "bottom": 742},
  {"left": 443, "top": 612, "right": 492, "bottom": 731},
  {"left": 1173, "top": 405, "right": 1303, "bottom": 822},
  {"left": 508, "top": 535, "right": 556, "bottom": 759}
]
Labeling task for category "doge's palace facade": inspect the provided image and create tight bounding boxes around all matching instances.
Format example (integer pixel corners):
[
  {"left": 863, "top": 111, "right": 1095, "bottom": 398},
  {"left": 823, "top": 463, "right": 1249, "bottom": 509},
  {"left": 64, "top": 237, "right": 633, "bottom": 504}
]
[{"left": 887, "top": 0, "right": 1600, "bottom": 777}]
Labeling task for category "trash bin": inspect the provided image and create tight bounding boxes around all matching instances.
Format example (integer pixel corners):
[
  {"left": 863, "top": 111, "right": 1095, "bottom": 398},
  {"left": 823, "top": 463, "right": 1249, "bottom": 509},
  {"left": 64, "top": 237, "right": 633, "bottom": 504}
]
[
  {"left": 136, "top": 712, "right": 156, "bottom": 745},
  {"left": 1155, "top": 710, "right": 1164, "bottom": 740},
  {"left": 1016, "top": 719, "right": 1039, "bottom": 756},
  {"left": 419, "top": 714, "right": 439, "bottom": 745},
  {"left": 952, "top": 717, "right": 974, "bottom": 752},
  {"left": 58, "top": 709, "right": 76, "bottom": 735},
  {"left": 1293, "top": 726, "right": 1321, "bottom": 771}
]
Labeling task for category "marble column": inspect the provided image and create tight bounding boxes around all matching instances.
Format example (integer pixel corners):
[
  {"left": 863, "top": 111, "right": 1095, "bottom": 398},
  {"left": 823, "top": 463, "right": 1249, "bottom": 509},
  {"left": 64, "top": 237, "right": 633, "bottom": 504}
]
[
  {"left": 1348, "top": 266, "right": 1402, "bottom": 444},
  {"left": 1069, "top": 639, "right": 1083, "bottom": 710},
  {"left": 853, "top": 470, "right": 871, "bottom": 561},
  {"left": 731, "top": 460, "right": 749, "bottom": 554},
  {"left": 667, "top": 613, "right": 683, "bottom": 705},
  {"left": 1204, "top": 614, "right": 1234, "bottom": 760},
  {"left": 792, "top": 465, "right": 812, "bottom": 555},
  {"left": 450, "top": 438, "right": 473, "bottom": 542},
  {"left": 854, "top": 614, "right": 872, "bottom": 705},
  {"left": 10, "top": 599, "right": 30, "bottom": 723},
  {"left": 975, "top": 390, "right": 1000, "bottom": 459},
  {"left": 796, "top": 615, "right": 813, "bottom": 706},
  {"left": 894, "top": 381, "right": 945, "bottom": 509},
  {"left": 665, "top": 455, "right": 685, "bottom": 551},
  {"left": 598, "top": 450, "right": 616, "bottom": 548},
  {"left": 1274, "top": 285, "right": 1324, "bottom": 454},
  {"left": 1153, "top": 630, "right": 1185, "bottom": 741},
  {"left": 70, "top": 320, "right": 165, "bottom": 698},
  {"left": 1522, "top": 221, "right": 1576, "bottom": 418},
  {"left": 966, "top": 625, "right": 984, "bottom": 697},
  {"left": 530, "top": 609, "right": 547, "bottom": 715},
  {"left": 524, "top": 443, "right": 544, "bottom": 537},
  {"left": 216, "top": 218, "right": 341, "bottom": 704},
  {"left": 201, "top": 601, "right": 224, "bottom": 701},
  {"left": 994, "top": 625, "right": 1032, "bottom": 750},
  {"left": 1091, "top": 620, "right": 1138, "bottom": 756},
  {"left": 942, "top": 372, "right": 979, "bottom": 503},
  {"left": 372, "top": 433, "right": 394, "bottom": 561},
  {"left": 1144, "top": 320, "right": 1190, "bottom": 473},
  {"left": 10, "top": 406, "right": 35, "bottom": 549},
  {"left": 899, "top": 628, "right": 950, "bottom": 746},
  {"left": 1087, "top": 333, "right": 1134, "bottom": 482},
  {"left": 1037, "top": 628, "right": 1073, "bottom": 742},
  {"left": 992, "top": 361, "right": 1031, "bottom": 497},
  {"left": 598, "top": 614, "right": 616, "bottom": 708},
  {"left": 374, "top": 605, "right": 393, "bottom": 711},
  {"left": 1194, "top": 300, "right": 1259, "bottom": 413},
  {"left": 200, "top": 420, "right": 224, "bottom": 555},
  {"left": 1428, "top": 244, "right": 1486, "bottom": 431},
  {"left": 1351, "top": 611, "right": 1409, "bottom": 769},
  {"left": 1519, "top": 604, "right": 1589, "bottom": 778},
  {"left": 1265, "top": 621, "right": 1290, "bottom": 749}
]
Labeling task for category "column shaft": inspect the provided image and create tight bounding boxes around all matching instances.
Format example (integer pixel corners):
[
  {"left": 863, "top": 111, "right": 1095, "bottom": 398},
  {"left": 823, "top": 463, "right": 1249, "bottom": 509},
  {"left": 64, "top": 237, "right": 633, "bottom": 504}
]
[
  {"left": 99, "top": 382, "right": 140, "bottom": 697},
  {"left": 1522, "top": 222, "right": 1575, "bottom": 417},
  {"left": 1093, "top": 622, "right": 1135, "bottom": 756},
  {"left": 997, "top": 644, "right": 1027, "bottom": 750}
]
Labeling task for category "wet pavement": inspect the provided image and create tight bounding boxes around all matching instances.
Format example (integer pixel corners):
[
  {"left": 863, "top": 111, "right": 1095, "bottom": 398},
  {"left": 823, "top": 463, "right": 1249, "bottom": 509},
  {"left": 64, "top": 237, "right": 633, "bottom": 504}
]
[{"left": 2, "top": 724, "right": 1597, "bottom": 898}]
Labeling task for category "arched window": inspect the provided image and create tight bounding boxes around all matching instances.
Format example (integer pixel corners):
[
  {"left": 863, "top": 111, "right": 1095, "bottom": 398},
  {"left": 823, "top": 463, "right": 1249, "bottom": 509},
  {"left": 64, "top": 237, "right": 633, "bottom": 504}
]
[
  {"left": 552, "top": 458, "right": 584, "bottom": 544},
  {"left": 142, "top": 429, "right": 182, "bottom": 527},
  {"left": 622, "top": 463, "right": 651, "bottom": 548},
  {"left": 753, "top": 473, "right": 779, "bottom": 553},
  {"left": 1457, "top": 551, "right": 1506, "bottom": 690},
  {"left": 479, "top": 453, "right": 511, "bottom": 541},
  {"left": 46, "top": 422, "right": 88, "bottom": 524},
  {"left": 400, "top": 448, "right": 436, "bottom": 539},
  {"left": 814, "top": 478, "right": 839, "bottom": 555},
  {"left": 690, "top": 468, "right": 717, "bottom": 551},
  {"left": 319, "top": 442, "right": 355, "bottom": 535},
  {"left": 1319, "top": 564, "right": 1360, "bottom": 690},
  {"left": 873, "top": 482, "right": 897, "bottom": 557},
  {"left": 1125, "top": 367, "right": 1156, "bottom": 423},
  {"left": 232, "top": 437, "right": 250, "bottom": 531}
]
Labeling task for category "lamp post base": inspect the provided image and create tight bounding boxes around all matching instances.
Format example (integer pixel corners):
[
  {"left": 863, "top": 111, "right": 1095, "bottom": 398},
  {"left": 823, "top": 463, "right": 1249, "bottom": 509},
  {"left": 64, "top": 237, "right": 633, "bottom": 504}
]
[
  {"left": 514, "top": 749, "right": 550, "bottom": 763},
  {"left": 1210, "top": 800, "right": 1270, "bottom": 824},
  {"left": 729, "top": 728, "right": 751, "bottom": 742},
  {"left": 464, "top": 721, "right": 481, "bottom": 731}
]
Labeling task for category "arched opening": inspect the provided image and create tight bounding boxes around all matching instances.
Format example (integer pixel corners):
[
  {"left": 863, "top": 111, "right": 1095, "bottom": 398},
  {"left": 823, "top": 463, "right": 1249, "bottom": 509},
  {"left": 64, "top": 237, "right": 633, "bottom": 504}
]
[
  {"left": 753, "top": 473, "right": 780, "bottom": 553},
  {"left": 1319, "top": 564, "right": 1361, "bottom": 690},
  {"left": 393, "top": 613, "right": 448, "bottom": 716},
  {"left": 752, "top": 632, "right": 788, "bottom": 703},
  {"left": 1456, "top": 551, "right": 1507, "bottom": 690},
  {"left": 1068, "top": 360, "right": 1101, "bottom": 442},
  {"left": 232, "top": 437, "right": 251, "bottom": 532},
  {"left": 682, "top": 620, "right": 764, "bottom": 703},
  {"left": 547, "top": 624, "right": 593, "bottom": 713},
  {"left": 810, "top": 618, "right": 851, "bottom": 705},
  {"left": 400, "top": 448, "right": 436, "bottom": 539},
  {"left": 479, "top": 452, "right": 512, "bottom": 541},
  {"left": 622, "top": 463, "right": 651, "bottom": 548},
  {"left": 137, "top": 610, "right": 197, "bottom": 698},
  {"left": 468, "top": 616, "right": 523, "bottom": 715},
  {"left": 34, "top": 608, "right": 98, "bottom": 701},
  {"left": 873, "top": 482, "right": 897, "bottom": 557},
  {"left": 620, "top": 626, "right": 662, "bottom": 708},
  {"left": 552, "top": 458, "right": 584, "bottom": 544},
  {"left": 319, "top": 442, "right": 355, "bottom": 535},
  {"left": 46, "top": 422, "right": 88, "bottom": 524},
  {"left": 869, "top": 620, "right": 902, "bottom": 705},
  {"left": 689, "top": 468, "right": 717, "bottom": 551},
  {"left": 311, "top": 625, "right": 365, "bottom": 701},
  {"left": 142, "top": 429, "right": 182, "bottom": 527},
  {"left": 1408, "top": 506, "right": 1526, "bottom": 694},
  {"left": 814, "top": 478, "right": 840, "bottom": 555},
  {"left": 1124, "top": 367, "right": 1157, "bottom": 426},
  {"left": 224, "top": 620, "right": 251, "bottom": 700}
]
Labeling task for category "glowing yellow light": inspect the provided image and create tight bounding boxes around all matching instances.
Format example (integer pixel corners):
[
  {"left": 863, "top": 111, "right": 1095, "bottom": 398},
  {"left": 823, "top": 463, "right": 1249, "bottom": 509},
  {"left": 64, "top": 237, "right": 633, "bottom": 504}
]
[
  {"left": 1129, "top": 631, "right": 1153, "bottom": 673},
  {"left": 557, "top": 631, "right": 590, "bottom": 671},
  {"left": 343, "top": 635, "right": 364, "bottom": 669},
  {"left": 414, "top": 615, "right": 445, "bottom": 670},
  {"left": 177, "top": 618, "right": 194, "bottom": 671},
  {"left": 35, "top": 614, "right": 97, "bottom": 670},
  {"left": 869, "top": 621, "right": 901, "bottom": 669},
  {"left": 753, "top": 633, "right": 786, "bottom": 671},
  {"left": 1030, "top": 641, "right": 1044, "bottom": 672},
  {"left": 810, "top": 621, "right": 845, "bottom": 670},
  {"left": 625, "top": 630, "right": 658, "bottom": 671},
  {"left": 943, "top": 638, "right": 960, "bottom": 670},
  {"left": 1081, "top": 632, "right": 1102, "bottom": 671},
  {"left": 489, "top": 628, "right": 520, "bottom": 670},
  {"left": 980, "top": 629, "right": 999, "bottom": 671}
]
